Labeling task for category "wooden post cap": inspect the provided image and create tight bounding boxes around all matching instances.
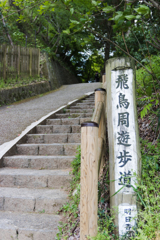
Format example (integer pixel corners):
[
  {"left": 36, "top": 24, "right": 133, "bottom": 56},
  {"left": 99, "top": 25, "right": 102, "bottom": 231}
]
[
  {"left": 81, "top": 121, "right": 99, "bottom": 128},
  {"left": 94, "top": 88, "right": 106, "bottom": 92}
]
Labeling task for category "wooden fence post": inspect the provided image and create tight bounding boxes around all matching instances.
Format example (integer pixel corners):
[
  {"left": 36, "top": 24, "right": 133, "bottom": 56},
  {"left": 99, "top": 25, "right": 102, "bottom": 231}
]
[
  {"left": 105, "top": 57, "right": 141, "bottom": 237},
  {"left": 0, "top": 45, "right": 40, "bottom": 80},
  {"left": 95, "top": 88, "right": 106, "bottom": 169},
  {"left": 38, "top": 48, "right": 40, "bottom": 77},
  {"left": 29, "top": 48, "right": 32, "bottom": 77},
  {"left": 17, "top": 45, "right": 20, "bottom": 77},
  {"left": 102, "top": 74, "right": 105, "bottom": 84},
  {"left": 3, "top": 44, "right": 7, "bottom": 80},
  {"left": 80, "top": 122, "right": 99, "bottom": 240}
]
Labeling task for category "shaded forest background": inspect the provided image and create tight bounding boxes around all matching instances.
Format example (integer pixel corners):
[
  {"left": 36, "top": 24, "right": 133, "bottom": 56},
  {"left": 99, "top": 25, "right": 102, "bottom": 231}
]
[{"left": 1, "top": 0, "right": 159, "bottom": 135}]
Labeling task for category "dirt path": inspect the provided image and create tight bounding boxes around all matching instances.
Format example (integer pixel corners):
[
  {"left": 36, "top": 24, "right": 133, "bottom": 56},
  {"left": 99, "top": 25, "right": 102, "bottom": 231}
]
[{"left": 0, "top": 83, "right": 101, "bottom": 145}]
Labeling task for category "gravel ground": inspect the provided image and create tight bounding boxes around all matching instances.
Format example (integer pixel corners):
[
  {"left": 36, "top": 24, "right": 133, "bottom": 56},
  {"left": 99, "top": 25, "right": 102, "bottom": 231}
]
[{"left": 0, "top": 82, "right": 101, "bottom": 146}]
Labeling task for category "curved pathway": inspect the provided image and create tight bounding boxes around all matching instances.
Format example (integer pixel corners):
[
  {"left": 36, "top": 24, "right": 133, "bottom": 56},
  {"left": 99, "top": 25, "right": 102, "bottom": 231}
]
[{"left": 0, "top": 83, "right": 101, "bottom": 146}]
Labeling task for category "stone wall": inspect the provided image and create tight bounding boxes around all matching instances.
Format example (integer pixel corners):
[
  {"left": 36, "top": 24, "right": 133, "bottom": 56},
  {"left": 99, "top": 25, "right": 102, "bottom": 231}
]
[
  {"left": 0, "top": 54, "right": 80, "bottom": 106},
  {"left": 0, "top": 81, "right": 51, "bottom": 106},
  {"left": 45, "top": 53, "right": 80, "bottom": 89}
]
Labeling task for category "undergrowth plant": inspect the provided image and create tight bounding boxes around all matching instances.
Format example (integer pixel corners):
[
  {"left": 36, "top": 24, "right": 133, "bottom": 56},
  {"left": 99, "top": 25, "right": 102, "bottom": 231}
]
[
  {"left": 136, "top": 55, "right": 160, "bottom": 139},
  {"left": 0, "top": 76, "right": 47, "bottom": 89},
  {"left": 91, "top": 162, "right": 118, "bottom": 240},
  {"left": 56, "top": 147, "right": 81, "bottom": 240},
  {"left": 56, "top": 138, "right": 160, "bottom": 240},
  {"left": 130, "top": 139, "right": 160, "bottom": 240}
]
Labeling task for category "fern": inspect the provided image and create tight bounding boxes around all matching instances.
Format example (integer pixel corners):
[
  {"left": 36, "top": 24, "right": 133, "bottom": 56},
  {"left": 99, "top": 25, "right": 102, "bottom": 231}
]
[{"left": 140, "top": 103, "right": 152, "bottom": 119}]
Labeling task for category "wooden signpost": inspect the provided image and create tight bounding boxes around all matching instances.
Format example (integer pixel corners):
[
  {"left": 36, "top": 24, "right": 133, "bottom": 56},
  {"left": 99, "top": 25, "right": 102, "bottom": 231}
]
[{"left": 105, "top": 57, "right": 141, "bottom": 238}]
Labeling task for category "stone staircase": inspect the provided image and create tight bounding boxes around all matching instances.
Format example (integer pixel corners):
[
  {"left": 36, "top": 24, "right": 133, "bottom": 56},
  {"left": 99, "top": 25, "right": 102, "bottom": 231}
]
[{"left": 0, "top": 94, "right": 95, "bottom": 240}]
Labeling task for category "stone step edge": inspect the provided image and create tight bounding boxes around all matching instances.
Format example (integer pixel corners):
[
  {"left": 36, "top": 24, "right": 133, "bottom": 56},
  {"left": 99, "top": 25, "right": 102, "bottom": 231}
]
[
  {"left": 16, "top": 143, "right": 80, "bottom": 146},
  {"left": 3, "top": 155, "right": 75, "bottom": 169},
  {"left": 4, "top": 155, "right": 75, "bottom": 159},
  {"left": 0, "top": 187, "right": 68, "bottom": 200},
  {"left": 0, "top": 91, "right": 95, "bottom": 164},
  {"left": 0, "top": 211, "right": 61, "bottom": 238},
  {"left": 0, "top": 196, "right": 67, "bottom": 214},
  {"left": 0, "top": 168, "right": 72, "bottom": 189},
  {"left": 0, "top": 167, "right": 71, "bottom": 175}
]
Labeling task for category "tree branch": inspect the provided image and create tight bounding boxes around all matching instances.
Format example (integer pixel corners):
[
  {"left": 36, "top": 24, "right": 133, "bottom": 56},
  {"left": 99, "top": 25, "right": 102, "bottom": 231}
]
[
  {"left": 143, "top": 0, "right": 154, "bottom": 7},
  {"left": 150, "top": 35, "right": 160, "bottom": 48},
  {"left": 86, "top": 26, "right": 153, "bottom": 75},
  {"left": 146, "top": 40, "right": 160, "bottom": 50},
  {"left": 148, "top": 0, "right": 160, "bottom": 9},
  {"left": 0, "top": 1, "right": 42, "bottom": 22},
  {"left": 0, "top": 10, "right": 13, "bottom": 46},
  {"left": 122, "top": 31, "right": 129, "bottom": 54},
  {"left": 155, "top": 36, "right": 160, "bottom": 44}
]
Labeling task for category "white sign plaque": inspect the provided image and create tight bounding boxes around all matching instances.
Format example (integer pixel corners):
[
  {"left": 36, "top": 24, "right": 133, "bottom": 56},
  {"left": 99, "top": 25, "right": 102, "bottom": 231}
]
[{"left": 119, "top": 205, "right": 137, "bottom": 237}]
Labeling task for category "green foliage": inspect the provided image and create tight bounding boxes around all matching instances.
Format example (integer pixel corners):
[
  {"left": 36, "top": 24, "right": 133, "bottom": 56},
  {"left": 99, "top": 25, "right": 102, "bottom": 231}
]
[
  {"left": 93, "top": 183, "right": 117, "bottom": 239},
  {"left": 136, "top": 55, "right": 160, "bottom": 92},
  {"left": 56, "top": 188, "right": 80, "bottom": 240},
  {"left": 136, "top": 55, "right": 160, "bottom": 136},
  {"left": 112, "top": 25, "right": 158, "bottom": 63},
  {"left": 0, "top": 76, "right": 47, "bottom": 90},
  {"left": 108, "top": 3, "right": 150, "bottom": 33},
  {"left": 56, "top": 137, "right": 160, "bottom": 239},
  {"left": 0, "top": 0, "right": 106, "bottom": 82},
  {"left": 131, "top": 139, "right": 160, "bottom": 239},
  {"left": 2, "top": 0, "right": 160, "bottom": 83},
  {"left": 56, "top": 147, "right": 81, "bottom": 239},
  {"left": 91, "top": 216, "right": 118, "bottom": 240},
  {"left": 92, "top": 139, "right": 160, "bottom": 240},
  {"left": 70, "top": 146, "right": 81, "bottom": 190}
]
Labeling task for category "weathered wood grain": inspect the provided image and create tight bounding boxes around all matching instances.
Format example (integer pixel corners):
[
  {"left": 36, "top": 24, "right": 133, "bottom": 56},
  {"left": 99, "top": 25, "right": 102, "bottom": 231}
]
[
  {"left": 80, "top": 125, "right": 98, "bottom": 240},
  {"left": 105, "top": 57, "right": 141, "bottom": 236}
]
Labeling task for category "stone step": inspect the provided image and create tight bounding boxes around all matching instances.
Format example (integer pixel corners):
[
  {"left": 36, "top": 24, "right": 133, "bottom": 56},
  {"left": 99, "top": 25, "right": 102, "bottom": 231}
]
[
  {"left": 16, "top": 143, "right": 80, "bottom": 155},
  {"left": 70, "top": 105, "right": 94, "bottom": 109},
  {"left": 87, "top": 94, "right": 94, "bottom": 96},
  {"left": 36, "top": 125, "right": 81, "bottom": 134},
  {"left": 0, "top": 168, "right": 71, "bottom": 189},
  {"left": 36, "top": 124, "right": 71, "bottom": 134},
  {"left": 26, "top": 133, "right": 81, "bottom": 144},
  {"left": 46, "top": 118, "right": 80, "bottom": 125},
  {"left": 3, "top": 155, "right": 74, "bottom": 169},
  {"left": 76, "top": 102, "right": 94, "bottom": 106},
  {"left": 46, "top": 117, "right": 91, "bottom": 126},
  {"left": 0, "top": 211, "right": 61, "bottom": 240},
  {"left": 86, "top": 95, "right": 94, "bottom": 98},
  {"left": 0, "top": 187, "right": 68, "bottom": 214},
  {"left": 82, "top": 100, "right": 94, "bottom": 104},
  {"left": 55, "top": 112, "right": 92, "bottom": 118},
  {"left": 66, "top": 108, "right": 93, "bottom": 113},
  {"left": 31, "top": 133, "right": 80, "bottom": 144},
  {"left": 0, "top": 94, "right": 95, "bottom": 239}
]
